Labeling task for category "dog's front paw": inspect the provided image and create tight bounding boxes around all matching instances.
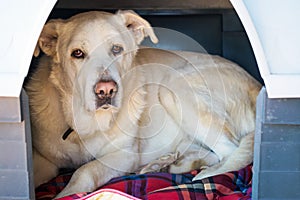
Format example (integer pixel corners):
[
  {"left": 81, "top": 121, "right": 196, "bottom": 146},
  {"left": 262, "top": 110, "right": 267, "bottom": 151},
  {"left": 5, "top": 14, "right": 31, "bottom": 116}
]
[
  {"left": 192, "top": 165, "right": 221, "bottom": 181},
  {"left": 54, "top": 192, "right": 68, "bottom": 199},
  {"left": 54, "top": 188, "right": 76, "bottom": 199},
  {"left": 53, "top": 174, "right": 94, "bottom": 199},
  {"left": 192, "top": 169, "right": 212, "bottom": 181}
]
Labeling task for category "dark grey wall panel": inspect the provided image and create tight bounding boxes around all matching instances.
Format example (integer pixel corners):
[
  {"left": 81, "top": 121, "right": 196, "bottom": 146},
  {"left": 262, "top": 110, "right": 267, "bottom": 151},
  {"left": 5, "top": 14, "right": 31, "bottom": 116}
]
[
  {"left": 257, "top": 172, "right": 300, "bottom": 200},
  {"left": 253, "top": 87, "right": 300, "bottom": 200},
  {"left": 222, "top": 31, "right": 262, "bottom": 83},
  {"left": 260, "top": 143, "right": 300, "bottom": 171},
  {"left": 144, "top": 14, "right": 222, "bottom": 55},
  {"left": 222, "top": 11, "right": 244, "bottom": 32},
  {"left": 55, "top": 0, "right": 233, "bottom": 10},
  {"left": 261, "top": 124, "right": 300, "bottom": 142},
  {"left": 264, "top": 97, "right": 300, "bottom": 125}
]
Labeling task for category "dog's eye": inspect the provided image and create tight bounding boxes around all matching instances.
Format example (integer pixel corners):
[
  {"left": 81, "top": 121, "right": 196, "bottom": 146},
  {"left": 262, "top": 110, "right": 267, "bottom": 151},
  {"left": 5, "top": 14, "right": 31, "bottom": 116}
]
[
  {"left": 71, "top": 49, "right": 85, "bottom": 59},
  {"left": 111, "top": 45, "right": 124, "bottom": 56}
]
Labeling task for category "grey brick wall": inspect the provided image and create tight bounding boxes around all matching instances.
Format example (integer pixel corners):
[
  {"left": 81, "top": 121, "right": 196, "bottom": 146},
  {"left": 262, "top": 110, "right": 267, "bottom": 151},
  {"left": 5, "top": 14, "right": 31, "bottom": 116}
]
[
  {"left": 0, "top": 90, "right": 34, "bottom": 200},
  {"left": 253, "top": 87, "right": 300, "bottom": 199}
]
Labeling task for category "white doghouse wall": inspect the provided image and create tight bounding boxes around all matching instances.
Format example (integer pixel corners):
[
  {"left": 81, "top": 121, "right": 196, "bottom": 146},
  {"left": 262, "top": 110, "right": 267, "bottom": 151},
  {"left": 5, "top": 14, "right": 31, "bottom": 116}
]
[{"left": 0, "top": 0, "right": 300, "bottom": 199}]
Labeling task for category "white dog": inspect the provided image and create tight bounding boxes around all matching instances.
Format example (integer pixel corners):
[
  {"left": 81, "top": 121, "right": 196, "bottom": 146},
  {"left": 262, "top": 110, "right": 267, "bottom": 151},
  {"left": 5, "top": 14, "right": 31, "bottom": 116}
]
[{"left": 26, "top": 10, "right": 261, "bottom": 198}]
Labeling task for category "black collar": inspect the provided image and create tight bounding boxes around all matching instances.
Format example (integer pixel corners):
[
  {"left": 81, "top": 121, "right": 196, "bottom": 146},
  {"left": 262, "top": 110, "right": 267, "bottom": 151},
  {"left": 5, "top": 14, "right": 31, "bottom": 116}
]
[{"left": 62, "top": 127, "right": 74, "bottom": 140}]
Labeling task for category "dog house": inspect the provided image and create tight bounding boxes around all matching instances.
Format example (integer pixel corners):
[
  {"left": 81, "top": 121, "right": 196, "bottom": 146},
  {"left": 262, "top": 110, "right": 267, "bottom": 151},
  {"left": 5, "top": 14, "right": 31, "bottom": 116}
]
[{"left": 0, "top": 0, "right": 299, "bottom": 199}]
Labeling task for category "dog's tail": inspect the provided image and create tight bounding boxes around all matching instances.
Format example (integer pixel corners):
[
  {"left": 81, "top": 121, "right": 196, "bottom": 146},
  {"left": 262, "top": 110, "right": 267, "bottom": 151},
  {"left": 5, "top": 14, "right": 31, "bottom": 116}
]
[{"left": 192, "top": 131, "right": 254, "bottom": 181}]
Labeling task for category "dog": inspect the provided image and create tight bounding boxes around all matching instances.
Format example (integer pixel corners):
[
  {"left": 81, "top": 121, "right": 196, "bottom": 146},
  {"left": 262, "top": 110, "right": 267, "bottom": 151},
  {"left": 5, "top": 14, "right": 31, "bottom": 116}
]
[{"left": 26, "top": 10, "right": 261, "bottom": 198}]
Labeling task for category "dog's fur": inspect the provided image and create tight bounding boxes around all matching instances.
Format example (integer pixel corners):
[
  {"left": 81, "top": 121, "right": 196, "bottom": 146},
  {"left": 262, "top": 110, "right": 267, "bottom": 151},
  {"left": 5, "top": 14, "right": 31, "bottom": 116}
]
[{"left": 26, "top": 10, "right": 261, "bottom": 198}]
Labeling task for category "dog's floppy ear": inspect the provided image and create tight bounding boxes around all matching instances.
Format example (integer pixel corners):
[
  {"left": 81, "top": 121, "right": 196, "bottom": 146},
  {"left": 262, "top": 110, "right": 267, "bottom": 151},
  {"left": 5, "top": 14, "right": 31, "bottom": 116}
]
[
  {"left": 34, "top": 19, "right": 63, "bottom": 57},
  {"left": 118, "top": 10, "right": 158, "bottom": 45}
]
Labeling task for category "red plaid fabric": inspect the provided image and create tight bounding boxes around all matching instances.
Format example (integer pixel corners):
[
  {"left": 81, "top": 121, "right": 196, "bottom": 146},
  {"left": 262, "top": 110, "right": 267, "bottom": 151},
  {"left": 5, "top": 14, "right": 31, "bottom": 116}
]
[{"left": 36, "top": 165, "right": 252, "bottom": 200}]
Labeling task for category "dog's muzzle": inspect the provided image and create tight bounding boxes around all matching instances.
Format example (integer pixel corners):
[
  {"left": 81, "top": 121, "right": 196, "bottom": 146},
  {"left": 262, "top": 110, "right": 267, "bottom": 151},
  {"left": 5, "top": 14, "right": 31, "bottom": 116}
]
[{"left": 94, "top": 79, "right": 118, "bottom": 110}]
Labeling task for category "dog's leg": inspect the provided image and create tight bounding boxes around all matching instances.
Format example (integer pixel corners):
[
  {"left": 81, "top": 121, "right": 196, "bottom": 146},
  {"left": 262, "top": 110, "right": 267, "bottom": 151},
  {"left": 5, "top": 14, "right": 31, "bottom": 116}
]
[
  {"left": 169, "top": 150, "right": 219, "bottom": 174},
  {"left": 168, "top": 143, "right": 219, "bottom": 174},
  {"left": 55, "top": 150, "right": 139, "bottom": 198},
  {"left": 55, "top": 160, "right": 117, "bottom": 198},
  {"left": 193, "top": 131, "right": 254, "bottom": 181},
  {"left": 33, "top": 149, "right": 59, "bottom": 187},
  {"left": 159, "top": 85, "right": 252, "bottom": 178}
]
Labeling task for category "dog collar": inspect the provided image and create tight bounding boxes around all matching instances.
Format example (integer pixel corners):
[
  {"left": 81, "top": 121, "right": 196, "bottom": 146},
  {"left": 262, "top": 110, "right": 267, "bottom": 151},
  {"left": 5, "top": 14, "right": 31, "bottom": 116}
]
[{"left": 62, "top": 127, "right": 74, "bottom": 140}]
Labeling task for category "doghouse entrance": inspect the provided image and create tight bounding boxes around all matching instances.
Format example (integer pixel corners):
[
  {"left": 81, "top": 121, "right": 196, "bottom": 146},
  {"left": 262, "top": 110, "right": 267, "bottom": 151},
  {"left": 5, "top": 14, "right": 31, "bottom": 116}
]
[
  {"left": 2, "top": 1, "right": 262, "bottom": 199},
  {"left": 6, "top": 0, "right": 300, "bottom": 199}
]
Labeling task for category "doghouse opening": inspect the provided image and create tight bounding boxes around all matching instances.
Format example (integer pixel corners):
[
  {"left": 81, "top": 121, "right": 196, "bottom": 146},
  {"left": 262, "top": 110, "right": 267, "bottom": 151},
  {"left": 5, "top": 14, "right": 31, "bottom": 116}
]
[
  {"left": 11, "top": 1, "right": 268, "bottom": 200},
  {"left": 26, "top": 2, "right": 263, "bottom": 199},
  {"left": 3, "top": 1, "right": 300, "bottom": 199}
]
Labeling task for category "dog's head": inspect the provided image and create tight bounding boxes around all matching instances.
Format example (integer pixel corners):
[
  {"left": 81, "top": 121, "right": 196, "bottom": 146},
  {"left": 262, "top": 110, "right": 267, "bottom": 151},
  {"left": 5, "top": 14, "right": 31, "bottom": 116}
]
[{"left": 34, "top": 11, "right": 158, "bottom": 134}]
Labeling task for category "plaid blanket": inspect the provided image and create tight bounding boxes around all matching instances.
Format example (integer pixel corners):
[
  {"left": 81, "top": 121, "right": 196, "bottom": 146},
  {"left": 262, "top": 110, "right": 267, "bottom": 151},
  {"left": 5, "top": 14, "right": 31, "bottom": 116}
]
[{"left": 36, "top": 165, "right": 252, "bottom": 200}]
